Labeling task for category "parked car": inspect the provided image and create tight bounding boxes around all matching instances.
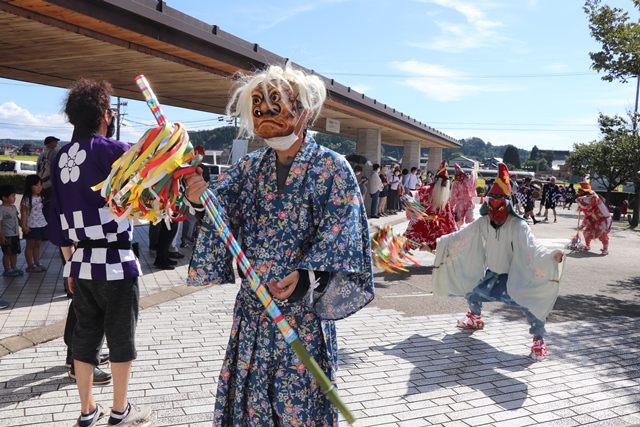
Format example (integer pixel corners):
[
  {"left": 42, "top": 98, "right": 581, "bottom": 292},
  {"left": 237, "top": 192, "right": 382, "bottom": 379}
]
[
  {"left": 202, "top": 163, "right": 230, "bottom": 183},
  {"left": 0, "top": 160, "right": 38, "bottom": 174}
]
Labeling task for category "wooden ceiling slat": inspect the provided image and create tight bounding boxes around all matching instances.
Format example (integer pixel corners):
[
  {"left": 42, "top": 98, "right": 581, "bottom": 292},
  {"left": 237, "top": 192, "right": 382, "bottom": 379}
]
[{"left": 0, "top": 1, "right": 459, "bottom": 148}]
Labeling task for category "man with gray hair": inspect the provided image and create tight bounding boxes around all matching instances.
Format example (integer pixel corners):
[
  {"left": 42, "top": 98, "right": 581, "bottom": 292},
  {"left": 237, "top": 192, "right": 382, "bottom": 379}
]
[{"left": 184, "top": 62, "right": 374, "bottom": 426}]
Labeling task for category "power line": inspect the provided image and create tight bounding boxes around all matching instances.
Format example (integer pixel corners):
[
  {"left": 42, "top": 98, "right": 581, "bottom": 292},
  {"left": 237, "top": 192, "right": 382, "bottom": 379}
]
[
  {"left": 0, "top": 121, "right": 71, "bottom": 130},
  {"left": 428, "top": 121, "right": 596, "bottom": 127},
  {"left": 320, "top": 71, "right": 597, "bottom": 79}
]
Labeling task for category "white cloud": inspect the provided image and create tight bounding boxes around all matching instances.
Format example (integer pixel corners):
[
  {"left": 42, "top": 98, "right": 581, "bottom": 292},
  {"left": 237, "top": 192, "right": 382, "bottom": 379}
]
[
  {"left": 539, "top": 63, "right": 570, "bottom": 73},
  {"left": 257, "top": 4, "right": 317, "bottom": 32},
  {"left": 0, "top": 102, "right": 71, "bottom": 141},
  {"left": 391, "top": 61, "right": 508, "bottom": 101},
  {"left": 349, "top": 84, "right": 372, "bottom": 94},
  {"left": 411, "top": 0, "right": 506, "bottom": 52},
  {"left": 255, "top": 0, "right": 350, "bottom": 32},
  {"left": 0, "top": 102, "right": 146, "bottom": 143}
]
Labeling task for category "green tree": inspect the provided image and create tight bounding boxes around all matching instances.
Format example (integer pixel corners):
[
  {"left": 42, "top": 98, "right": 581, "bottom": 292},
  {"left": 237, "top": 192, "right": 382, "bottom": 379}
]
[
  {"left": 313, "top": 132, "right": 356, "bottom": 155},
  {"left": 566, "top": 140, "right": 629, "bottom": 203},
  {"left": 524, "top": 158, "right": 550, "bottom": 171},
  {"left": 502, "top": 145, "right": 521, "bottom": 169},
  {"left": 584, "top": 0, "right": 640, "bottom": 86},
  {"left": 584, "top": 0, "right": 640, "bottom": 225},
  {"left": 529, "top": 145, "right": 540, "bottom": 162},
  {"left": 189, "top": 126, "right": 236, "bottom": 150},
  {"left": 597, "top": 112, "right": 640, "bottom": 204}
]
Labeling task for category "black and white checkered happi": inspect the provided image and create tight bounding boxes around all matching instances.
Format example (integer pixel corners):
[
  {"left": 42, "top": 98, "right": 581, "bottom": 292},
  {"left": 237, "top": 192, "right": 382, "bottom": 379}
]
[{"left": 61, "top": 209, "right": 142, "bottom": 281}]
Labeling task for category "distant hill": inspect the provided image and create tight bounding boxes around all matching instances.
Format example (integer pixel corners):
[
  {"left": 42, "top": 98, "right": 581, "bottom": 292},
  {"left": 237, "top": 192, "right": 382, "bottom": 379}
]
[
  {"left": 0, "top": 133, "right": 534, "bottom": 165},
  {"left": 0, "top": 139, "right": 43, "bottom": 147}
]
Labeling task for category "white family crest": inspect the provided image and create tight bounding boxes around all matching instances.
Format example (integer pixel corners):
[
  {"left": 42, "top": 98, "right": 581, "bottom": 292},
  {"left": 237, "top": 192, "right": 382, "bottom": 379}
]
[{"left": 58, "top": 142, "right": 87, "bottom": 183}]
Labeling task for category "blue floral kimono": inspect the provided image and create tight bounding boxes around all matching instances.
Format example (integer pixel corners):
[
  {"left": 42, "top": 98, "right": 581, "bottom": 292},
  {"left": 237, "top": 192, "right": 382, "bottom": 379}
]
[{"left": 188, "top": 140, "right": 375, "bottom": 426}]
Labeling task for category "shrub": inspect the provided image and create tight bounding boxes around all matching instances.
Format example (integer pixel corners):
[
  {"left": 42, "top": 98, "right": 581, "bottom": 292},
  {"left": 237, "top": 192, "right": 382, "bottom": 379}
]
[{"left": 0, "top": 174, "right": 28, "bottom": 194}]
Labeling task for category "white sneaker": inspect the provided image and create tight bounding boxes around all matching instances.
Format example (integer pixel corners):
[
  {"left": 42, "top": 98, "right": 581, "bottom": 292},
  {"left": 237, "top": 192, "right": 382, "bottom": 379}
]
[
  {"left": 107, "top": 403, "right": 152, "bottom": 427},
  {"left": 73, "top": 403, "right": 105, "bottom": 427}
]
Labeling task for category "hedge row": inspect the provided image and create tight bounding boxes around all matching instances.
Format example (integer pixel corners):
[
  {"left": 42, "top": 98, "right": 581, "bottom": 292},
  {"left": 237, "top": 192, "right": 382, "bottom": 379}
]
[{"left": 0, "top": 174, "right": 28, "bottom": 194}]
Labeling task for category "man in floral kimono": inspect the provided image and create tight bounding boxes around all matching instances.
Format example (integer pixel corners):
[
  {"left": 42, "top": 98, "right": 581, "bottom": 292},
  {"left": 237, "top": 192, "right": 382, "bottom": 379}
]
[
  {"left": 432, "top": 163, "right": 564, "bottom": 361},
  {"left": 184, "top": 62, "right": 374, "bottom": 426},
  {"left": 403, "top": 159, "right": 458, "bottom": 250},
  {"left": 575, "top": 182, "right": 611, "bottom": 255}
]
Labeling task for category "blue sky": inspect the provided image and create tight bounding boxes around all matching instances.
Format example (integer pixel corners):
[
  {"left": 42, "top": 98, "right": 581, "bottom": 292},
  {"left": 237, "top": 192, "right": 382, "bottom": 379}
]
[{"left": 1, "top": 0, "right": 639, "bottom": 152}]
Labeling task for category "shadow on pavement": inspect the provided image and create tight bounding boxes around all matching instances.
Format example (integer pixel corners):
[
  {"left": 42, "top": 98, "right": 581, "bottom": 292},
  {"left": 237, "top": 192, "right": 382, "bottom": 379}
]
[
  {"left": 373, "top": 265, "right": 433, "bottom": 281},
  {"left": 347, "top": 332, "right": 533, "bottom": 409},
  {"left": 0, "top": 365, "right": 79, "bottom": 410},
  {"left": 493, "top": 276, "right": 640, "bottom": 323}
]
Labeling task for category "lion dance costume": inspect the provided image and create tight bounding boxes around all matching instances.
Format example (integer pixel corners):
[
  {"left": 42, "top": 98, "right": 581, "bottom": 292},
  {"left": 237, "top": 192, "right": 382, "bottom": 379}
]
[
  {"left": 403, "top": 160, "right": 457, "bottom": 249},
  {"left": 575, "top": 182, "right": 611, "bottom": 255},
  {"left": 450, "top": 163, "right": 477, "bottom": 227},
  {"left": 432, "top": 163, "right": 564, "bottom": 361}
]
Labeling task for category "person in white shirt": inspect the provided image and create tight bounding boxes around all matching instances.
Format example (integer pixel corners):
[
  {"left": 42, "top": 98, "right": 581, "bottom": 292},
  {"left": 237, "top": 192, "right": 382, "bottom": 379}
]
[
  {"left": 368, "top": 164, "right": 383, "bottom": 218},
  {"left": 387, "top": 167, "right": 402, "bottom": 214},
  {"left": 407, "top": 167, "right": 419, "bottom": 191}
]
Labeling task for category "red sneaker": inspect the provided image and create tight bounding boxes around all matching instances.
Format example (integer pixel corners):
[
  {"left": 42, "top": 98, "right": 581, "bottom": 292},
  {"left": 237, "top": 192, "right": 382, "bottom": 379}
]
[
  {"left": 456, "top": 312, "right": 484, "bottom": 329},
  {"left": 530, "top": 338, "right": 547, "bottom": 361}
]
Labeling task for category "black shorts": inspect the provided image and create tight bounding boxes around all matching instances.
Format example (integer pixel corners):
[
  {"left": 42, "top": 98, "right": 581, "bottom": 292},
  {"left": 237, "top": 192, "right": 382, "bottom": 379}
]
[
  {"left": 72, "top": 277, "right": 140, "bottom": 365},
  {"left": 525, "top": 201, "right": 535, "bottom": 212},
  {"left": 1, "top": 235, "right": 21, "bottom": 255}
]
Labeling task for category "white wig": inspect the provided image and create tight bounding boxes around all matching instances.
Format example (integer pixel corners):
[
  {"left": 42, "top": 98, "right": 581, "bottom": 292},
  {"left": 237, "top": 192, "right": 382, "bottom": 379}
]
[
  {"left": 226, "top": 61, "right": 327, "bottom": 139},
  {"left": 430, "top": 177, "right": 451, "bottom": 212}
]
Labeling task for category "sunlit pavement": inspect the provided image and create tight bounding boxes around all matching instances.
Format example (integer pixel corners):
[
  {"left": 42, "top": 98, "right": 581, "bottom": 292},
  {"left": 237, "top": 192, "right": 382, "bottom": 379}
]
[{"left": 1, "top": 203, "right": 640, "bottom": 426}]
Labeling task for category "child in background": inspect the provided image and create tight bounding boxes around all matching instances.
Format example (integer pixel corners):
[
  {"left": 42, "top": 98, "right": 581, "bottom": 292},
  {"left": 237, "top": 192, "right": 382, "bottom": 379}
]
[
  {"left": 20, "top": 175, "right": 48, "bottom": 272},
  {"left": 0, "top": 185, "right": 23, "bottom": 277}
]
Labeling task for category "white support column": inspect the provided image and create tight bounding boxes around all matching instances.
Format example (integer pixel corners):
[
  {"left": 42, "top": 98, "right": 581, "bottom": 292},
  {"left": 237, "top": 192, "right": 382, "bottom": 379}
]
[
  {"left": 356, "top": 128, "right": 381, "bottom": 166},
  {"left": 427, "top": 147, "right": 443, "bottom": 175},
  {"left": 401, "top": 140, "right": 421, "bottom": 171},
  {"left": 356, "top": 128, "right": 382, "bottom": 217}
]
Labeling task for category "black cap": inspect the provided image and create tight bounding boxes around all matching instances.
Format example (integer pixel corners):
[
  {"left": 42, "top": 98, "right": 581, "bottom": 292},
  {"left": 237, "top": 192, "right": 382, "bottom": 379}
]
[{"left": 44, "top": 136, "right": 60, "bottom": 145}]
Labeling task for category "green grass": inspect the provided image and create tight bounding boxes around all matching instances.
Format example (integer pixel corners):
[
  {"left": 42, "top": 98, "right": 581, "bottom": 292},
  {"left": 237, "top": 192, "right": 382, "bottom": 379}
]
[{"left": 0, "top": 155, "right": 38, "bottom": 161}]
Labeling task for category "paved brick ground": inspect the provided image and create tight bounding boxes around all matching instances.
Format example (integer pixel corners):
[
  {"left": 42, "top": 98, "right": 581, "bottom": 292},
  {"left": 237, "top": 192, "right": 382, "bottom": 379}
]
[
  {"left": 1, "top": 209, "right": 640, "bottom": 426},
  {"left": 1, "top": 283, "right": 639, "bottom": 426},
  {"left": 0, "top": 224, "right": 191, "bottom": 342}
]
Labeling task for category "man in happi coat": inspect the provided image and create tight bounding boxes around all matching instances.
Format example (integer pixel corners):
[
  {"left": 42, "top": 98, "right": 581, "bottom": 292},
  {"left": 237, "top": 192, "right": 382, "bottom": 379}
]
[
  {"left": 432, "top": 163, "right": 564, "bottom": 360},
  {"left": 403, "top": 159, "right": 458, "bottom": 250},
  {"left": 575, "top": 181, "right": 611, "bottom": 255},
  {"left": 184, "top": 62, "right": 374, "bottom": 426},
  {"left": 449, "top": 163, "right": 477, "bottom": 228},
  {"left": 542, "top": 176, "right": 562, "bottom": 222}
]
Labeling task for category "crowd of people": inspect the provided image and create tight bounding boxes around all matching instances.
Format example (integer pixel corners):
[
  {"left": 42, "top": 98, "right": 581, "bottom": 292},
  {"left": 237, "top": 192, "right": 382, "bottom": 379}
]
[
  {"left": 361, "top": 164, "right": 426, "bottom": 218},
  {"left": 0, "top": 61, "right": 625, "bottom": 427}
]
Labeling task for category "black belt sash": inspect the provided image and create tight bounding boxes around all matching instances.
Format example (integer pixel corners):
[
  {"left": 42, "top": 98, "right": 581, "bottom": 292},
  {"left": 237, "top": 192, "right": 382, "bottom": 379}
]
[{"left": 76, "top": 240, "right": 132, "bottom": 250}]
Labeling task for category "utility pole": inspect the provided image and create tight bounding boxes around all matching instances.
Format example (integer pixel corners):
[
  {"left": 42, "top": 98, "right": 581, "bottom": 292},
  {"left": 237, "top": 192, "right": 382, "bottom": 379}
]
[{"left": 115, "top": 97, "right": 128, "bottom": 141}]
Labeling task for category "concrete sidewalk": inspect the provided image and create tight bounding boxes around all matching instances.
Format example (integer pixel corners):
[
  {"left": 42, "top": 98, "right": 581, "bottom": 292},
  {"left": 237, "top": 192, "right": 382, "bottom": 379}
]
[
  {"left": 1, "top": 279, "right": 640, "bottom": 426},
  {"left": 0, "top": 212, "right": 407, "bottom": 352},
  {"left": 1, "top": 208, "right": 640, "bottom": 426}
]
